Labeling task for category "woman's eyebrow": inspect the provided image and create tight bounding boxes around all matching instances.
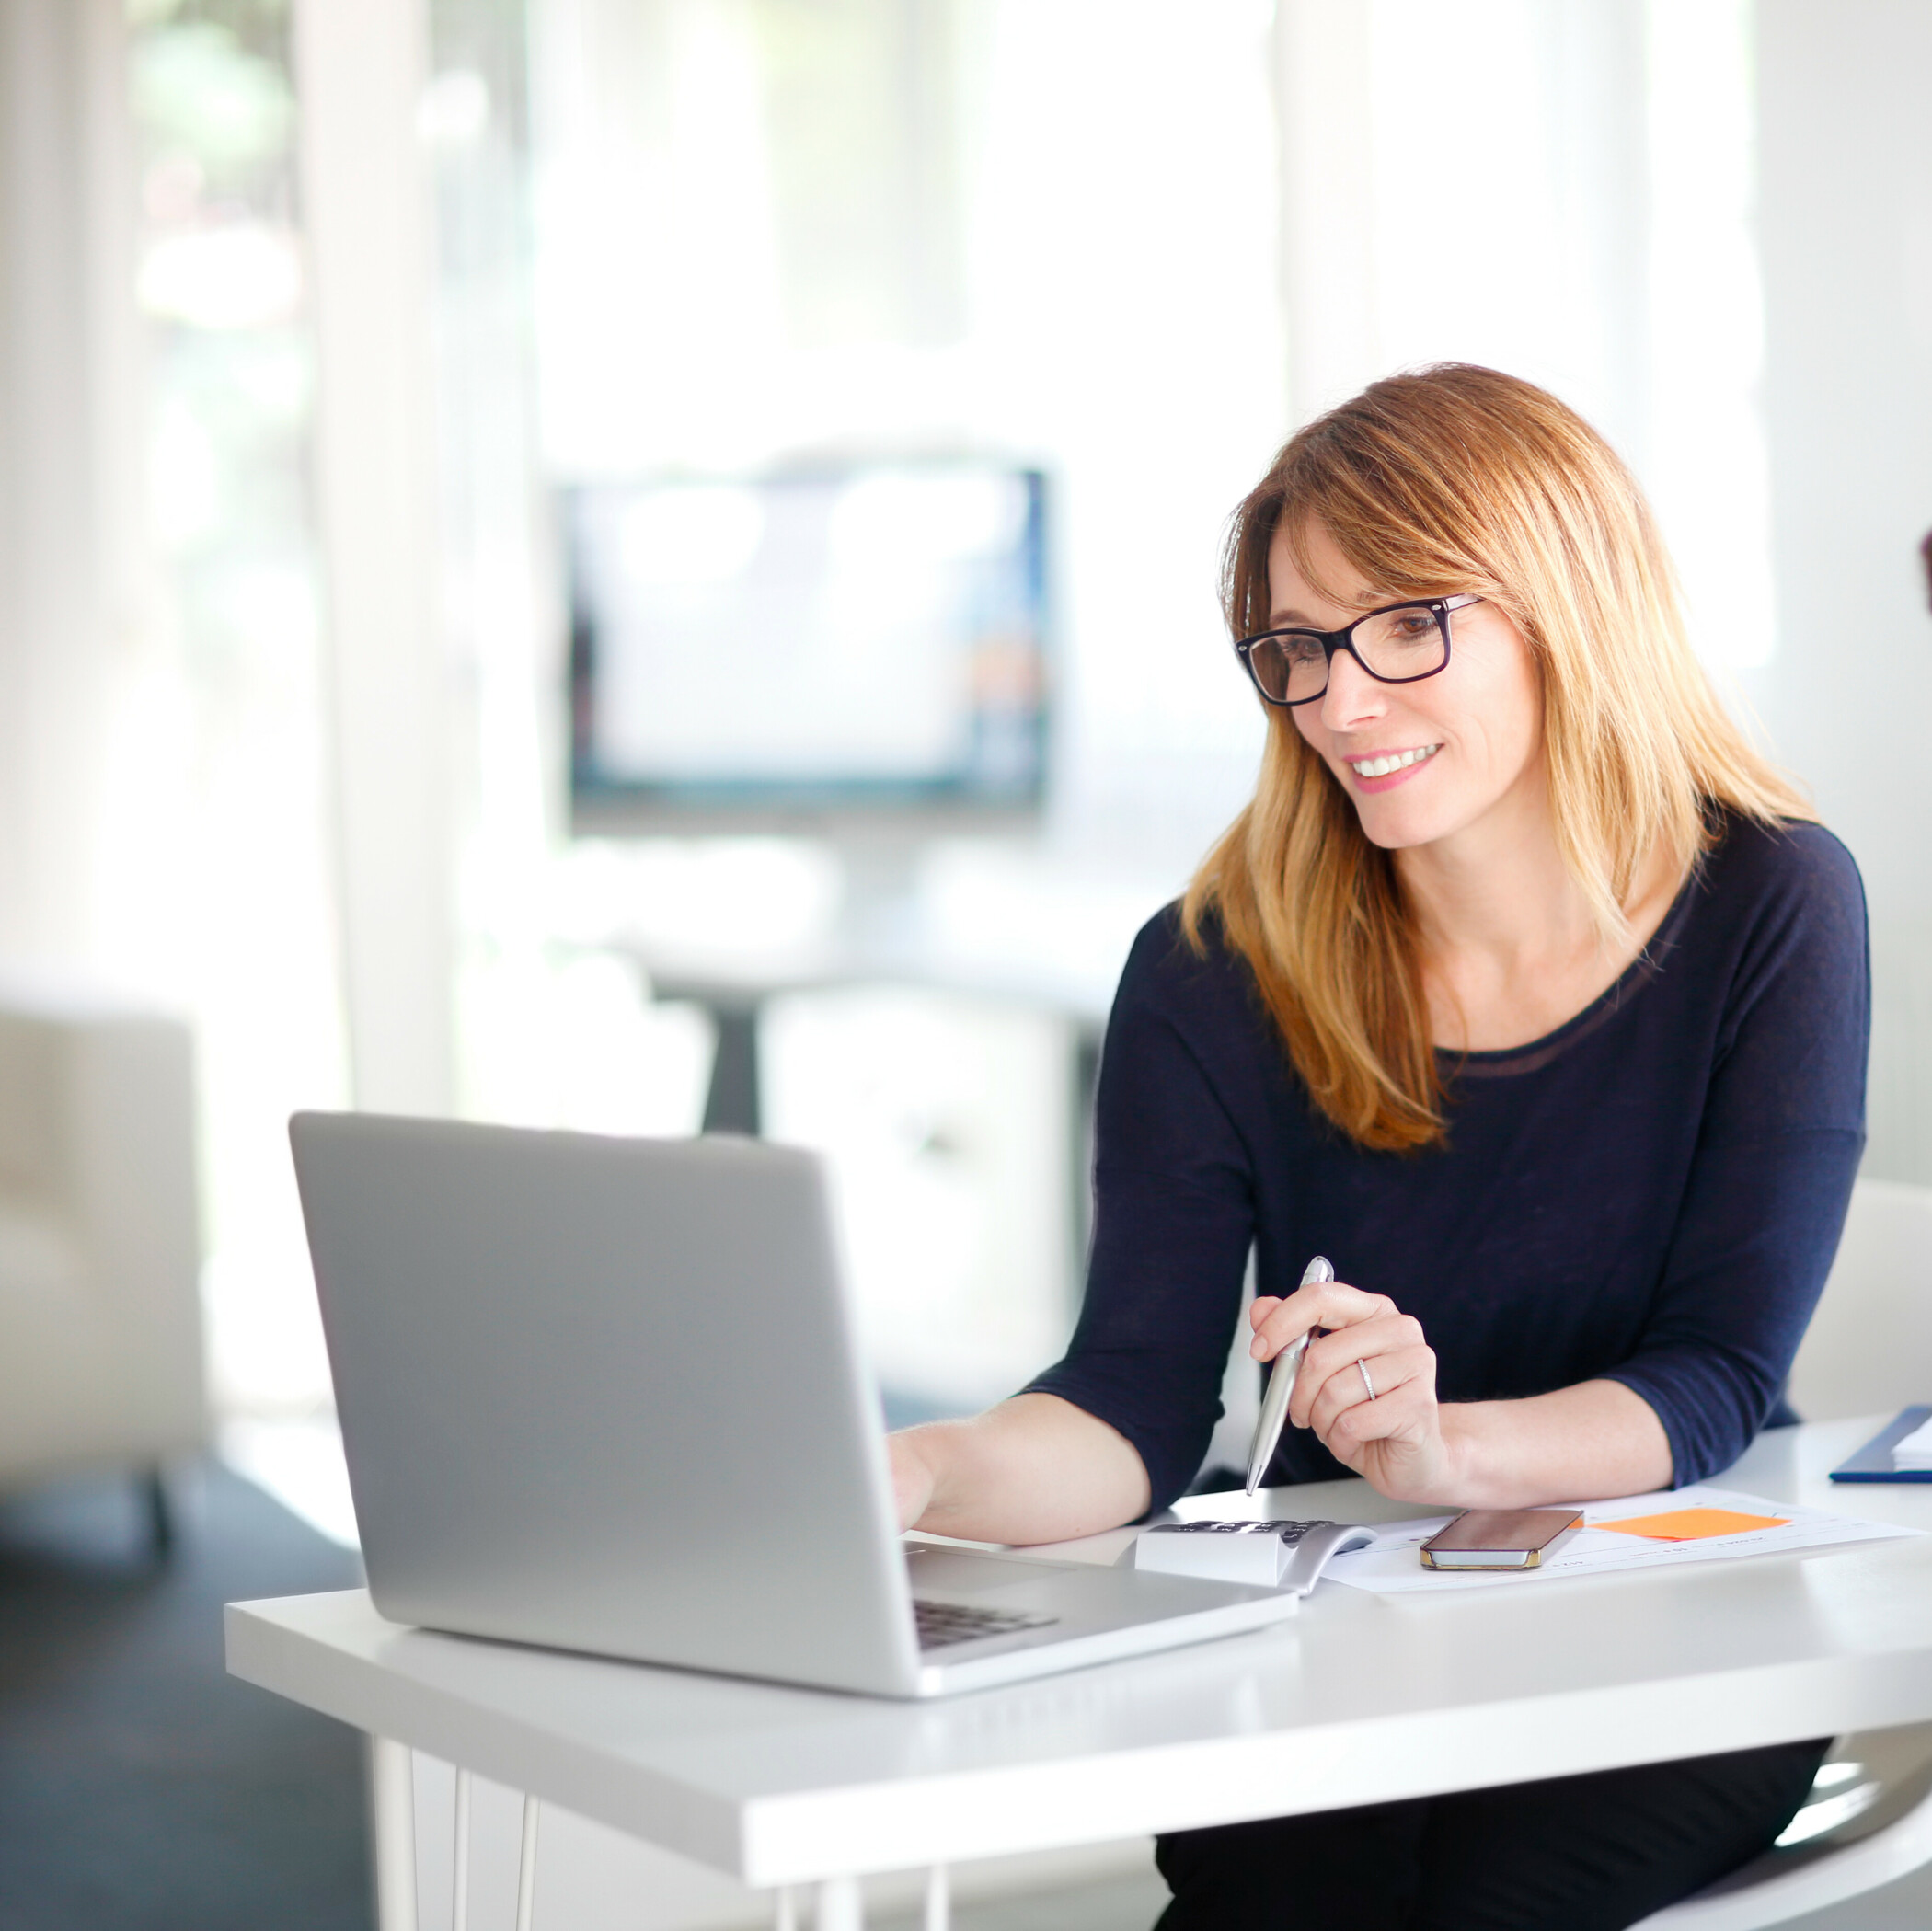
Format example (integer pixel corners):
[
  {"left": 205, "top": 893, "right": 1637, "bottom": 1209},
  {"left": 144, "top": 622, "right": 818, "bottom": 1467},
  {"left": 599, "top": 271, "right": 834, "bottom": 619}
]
[{"left": 1267, "top": 591, "right": 1387, "bottom": 627}]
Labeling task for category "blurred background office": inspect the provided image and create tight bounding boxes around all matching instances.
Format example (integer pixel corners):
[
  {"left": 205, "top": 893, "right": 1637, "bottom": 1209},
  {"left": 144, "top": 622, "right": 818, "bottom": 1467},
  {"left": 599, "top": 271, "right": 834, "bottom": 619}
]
[
  {"left": 1, "top": 2, "right": 1930, "bottom": 1923},
  {"left": 13, "top": 0, "right": 1930, "bottom": 1472}
]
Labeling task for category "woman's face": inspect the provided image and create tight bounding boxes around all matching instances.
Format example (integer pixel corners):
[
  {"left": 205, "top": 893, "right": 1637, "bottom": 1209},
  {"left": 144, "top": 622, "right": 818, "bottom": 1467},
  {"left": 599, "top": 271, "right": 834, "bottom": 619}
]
[{"left": 1271, "top": 520, "right": 1546, "bottom": 856}]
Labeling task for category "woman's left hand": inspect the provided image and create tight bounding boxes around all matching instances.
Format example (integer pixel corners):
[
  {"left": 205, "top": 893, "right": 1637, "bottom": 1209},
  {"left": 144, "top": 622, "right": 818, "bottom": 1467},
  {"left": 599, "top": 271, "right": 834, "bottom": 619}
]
[{"left": 1248, "top": 1276, "right": 1455, "bottom": 1503}]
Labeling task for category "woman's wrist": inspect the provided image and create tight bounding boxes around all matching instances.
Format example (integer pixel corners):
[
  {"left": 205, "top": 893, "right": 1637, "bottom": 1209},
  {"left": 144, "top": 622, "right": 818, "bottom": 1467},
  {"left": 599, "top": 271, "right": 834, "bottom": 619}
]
[
  {"left": 1432, "top": 1400, "right": 1573, "bottom": 1509},
  {"left": 1432, "top": 1403, "right": 1499, "bottom": 1507}
]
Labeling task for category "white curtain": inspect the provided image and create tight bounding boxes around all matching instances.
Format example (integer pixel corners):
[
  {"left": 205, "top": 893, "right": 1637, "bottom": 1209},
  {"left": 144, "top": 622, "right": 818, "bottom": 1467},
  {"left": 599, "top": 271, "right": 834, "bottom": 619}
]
[{"left": 0, "top": 0, "right": 144, "bottom": 973}]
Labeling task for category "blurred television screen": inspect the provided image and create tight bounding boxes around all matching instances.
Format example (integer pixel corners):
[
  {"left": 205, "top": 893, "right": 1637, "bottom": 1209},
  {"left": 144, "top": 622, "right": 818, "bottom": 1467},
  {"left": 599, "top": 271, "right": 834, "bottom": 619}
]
[{"left": 568, "top": 463, "right": 1049, "bottom": 832}]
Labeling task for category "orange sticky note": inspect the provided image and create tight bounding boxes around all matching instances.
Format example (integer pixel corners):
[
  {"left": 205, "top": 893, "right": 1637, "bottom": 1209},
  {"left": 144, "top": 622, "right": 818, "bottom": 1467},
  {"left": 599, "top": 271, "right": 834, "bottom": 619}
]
[{"left": 1594, "top": 1507, "right": 1788, "bottom": 1542}]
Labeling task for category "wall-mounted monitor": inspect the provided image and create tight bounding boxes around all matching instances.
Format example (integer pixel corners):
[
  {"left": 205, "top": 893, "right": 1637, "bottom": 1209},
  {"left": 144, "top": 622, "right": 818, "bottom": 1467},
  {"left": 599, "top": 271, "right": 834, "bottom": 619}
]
[{"left": 568, "top": 462, "right": 1048, "bottom": 834}]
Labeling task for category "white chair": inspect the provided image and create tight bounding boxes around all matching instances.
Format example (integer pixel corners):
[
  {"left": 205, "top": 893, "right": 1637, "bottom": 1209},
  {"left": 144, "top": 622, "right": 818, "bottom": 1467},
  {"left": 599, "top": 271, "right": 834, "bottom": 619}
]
[
  {"left": 1637, "top": 1177, "right": 1932, "bottom": 1927},
  {"left": 1638, "top": 1755, "right": 1932, "bottom": 1929},
  {"left": 0, "top": 977, "right": 206, "bottom": 1546}
]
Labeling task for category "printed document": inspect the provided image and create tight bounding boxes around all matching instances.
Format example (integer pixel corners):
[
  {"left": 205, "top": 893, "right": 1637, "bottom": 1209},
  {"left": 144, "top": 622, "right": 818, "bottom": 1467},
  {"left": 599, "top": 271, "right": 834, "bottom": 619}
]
[{"left": 1321, "top": 1485, "right": 1915, "bottom": 1595}]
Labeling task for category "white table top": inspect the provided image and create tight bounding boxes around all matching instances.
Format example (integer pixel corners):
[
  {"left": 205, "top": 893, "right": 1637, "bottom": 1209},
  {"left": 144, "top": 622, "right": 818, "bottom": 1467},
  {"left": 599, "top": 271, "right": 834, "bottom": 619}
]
[{"left": 225, "top": 1417, "right": 1932, "bottom": 1888}]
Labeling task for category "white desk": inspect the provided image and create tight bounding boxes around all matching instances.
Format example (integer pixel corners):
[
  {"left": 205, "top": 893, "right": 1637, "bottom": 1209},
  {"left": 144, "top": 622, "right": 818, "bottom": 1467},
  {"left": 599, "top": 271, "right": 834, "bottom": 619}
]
[{"left": 226, "top": 1417, "right": 1932, "bottom": 1927}]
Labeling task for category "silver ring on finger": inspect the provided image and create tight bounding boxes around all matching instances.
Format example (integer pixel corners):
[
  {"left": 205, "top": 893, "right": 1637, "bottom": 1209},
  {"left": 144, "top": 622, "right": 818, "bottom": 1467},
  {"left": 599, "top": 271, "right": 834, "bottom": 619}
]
[{"left": 1358, "top": 1360, "right": 1376, "bottom": 1402}]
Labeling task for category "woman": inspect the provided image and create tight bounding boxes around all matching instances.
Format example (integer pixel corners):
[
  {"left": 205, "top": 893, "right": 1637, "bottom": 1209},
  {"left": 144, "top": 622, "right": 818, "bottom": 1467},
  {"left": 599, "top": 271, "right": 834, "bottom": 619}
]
[{"left": 889, "top": 364, "right": 1867, "bottom": 1930}]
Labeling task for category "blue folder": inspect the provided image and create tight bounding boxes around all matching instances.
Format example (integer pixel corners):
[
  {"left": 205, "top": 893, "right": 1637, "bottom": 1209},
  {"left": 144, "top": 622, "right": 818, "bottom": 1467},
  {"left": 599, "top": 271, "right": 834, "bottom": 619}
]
[{"left": 1829, "top": 1405, "right": 1932, "bottom": 1483}]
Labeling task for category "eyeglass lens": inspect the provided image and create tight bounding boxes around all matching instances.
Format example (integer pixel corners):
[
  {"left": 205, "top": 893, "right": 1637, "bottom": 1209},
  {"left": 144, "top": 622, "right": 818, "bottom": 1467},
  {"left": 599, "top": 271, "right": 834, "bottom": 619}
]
[{"left": 1248, "top": 605, "right": 1447, "bottom": 704}]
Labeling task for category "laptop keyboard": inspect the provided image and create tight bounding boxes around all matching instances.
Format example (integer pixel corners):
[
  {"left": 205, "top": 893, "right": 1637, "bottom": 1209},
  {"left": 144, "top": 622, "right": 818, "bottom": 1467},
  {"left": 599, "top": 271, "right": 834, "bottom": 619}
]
[{"left": 913, "top": 1598, "right": 1060, "bottom": 1649}]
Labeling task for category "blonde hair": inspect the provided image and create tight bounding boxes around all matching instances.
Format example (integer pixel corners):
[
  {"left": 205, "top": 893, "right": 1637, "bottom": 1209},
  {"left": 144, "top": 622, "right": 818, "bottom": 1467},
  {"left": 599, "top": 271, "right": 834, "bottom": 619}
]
[{"left": 1183, "top": 363, "right": 1811, "bottom": 1152}]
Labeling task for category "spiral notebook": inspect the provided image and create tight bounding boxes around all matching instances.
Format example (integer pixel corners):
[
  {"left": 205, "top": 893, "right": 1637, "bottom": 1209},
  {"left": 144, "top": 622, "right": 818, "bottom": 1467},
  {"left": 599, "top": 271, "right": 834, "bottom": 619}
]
[{"left": 1829, "top": 1406, "right": 1932, "bottom": 1484}]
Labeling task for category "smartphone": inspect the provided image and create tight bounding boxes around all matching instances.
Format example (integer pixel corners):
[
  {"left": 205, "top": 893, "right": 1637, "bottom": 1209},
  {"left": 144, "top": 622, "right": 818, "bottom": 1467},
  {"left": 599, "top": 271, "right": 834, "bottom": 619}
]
[{"left": 1420, "top": 1508, "right": 1584, "bottom": 1570}]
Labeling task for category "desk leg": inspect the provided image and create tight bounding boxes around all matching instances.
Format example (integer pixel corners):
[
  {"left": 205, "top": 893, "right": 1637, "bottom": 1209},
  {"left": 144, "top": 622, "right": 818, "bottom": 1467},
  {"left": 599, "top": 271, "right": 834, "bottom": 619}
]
[
  {"left": 773, "top": 1885, "right": 798, "bottom": 1930},
  {"left": 370, "top": 1737, "right": 419, "bottom": 1931},
  {"left": 923, "top": 1864, "right": 949, "bottom": 1931},
  {"left": 452, "top": 1767, "right": 472, "bottom": 1931},
  {"left": 515, "top": 1795, "right": 542, "bottom": 1931},
  {"left": 817, "top": 1874, "right": 865, "bottom": 1929},
  {"left": 702, "top": 1006, "right": 763, "bottom": 1134}
]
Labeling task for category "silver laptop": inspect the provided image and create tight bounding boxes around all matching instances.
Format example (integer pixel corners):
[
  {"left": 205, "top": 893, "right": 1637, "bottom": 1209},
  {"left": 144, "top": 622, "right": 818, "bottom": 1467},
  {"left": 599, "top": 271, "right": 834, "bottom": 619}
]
[{"left": 289, "top": 1112, "right": 1300, "bottom": 1697}]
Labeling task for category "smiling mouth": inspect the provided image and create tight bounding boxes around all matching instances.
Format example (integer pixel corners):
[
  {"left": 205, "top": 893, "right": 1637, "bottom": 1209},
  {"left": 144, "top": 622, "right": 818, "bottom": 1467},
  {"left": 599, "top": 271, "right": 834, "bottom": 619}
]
[{"left": 1346, "top": 744, "right": 1441, "bottom": 780}]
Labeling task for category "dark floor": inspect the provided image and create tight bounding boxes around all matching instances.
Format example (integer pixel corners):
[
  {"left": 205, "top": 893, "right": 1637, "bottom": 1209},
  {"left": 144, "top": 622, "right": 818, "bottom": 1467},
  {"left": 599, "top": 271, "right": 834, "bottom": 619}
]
[{"left": 0, "top": 1461, "right": 373, "bottom": 1931}]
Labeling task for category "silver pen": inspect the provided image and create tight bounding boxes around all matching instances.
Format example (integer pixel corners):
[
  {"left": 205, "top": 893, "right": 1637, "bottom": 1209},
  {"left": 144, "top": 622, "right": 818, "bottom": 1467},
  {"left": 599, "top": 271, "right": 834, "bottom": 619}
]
[{"left": 1245, "top": 1255, "right": 1334, "bottom": 1495}]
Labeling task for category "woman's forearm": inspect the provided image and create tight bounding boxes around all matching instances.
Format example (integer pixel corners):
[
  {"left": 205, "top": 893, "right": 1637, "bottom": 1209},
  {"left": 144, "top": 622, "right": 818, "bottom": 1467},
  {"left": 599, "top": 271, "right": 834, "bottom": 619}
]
[
  {"left": 892, "top": 1377, "right": 1666, "bottom": 1540},
  {"left": 1439, "top": 1378, "right": 1673, "bottom": 1508},
  {"left": 892, "top": 1392, "right": 1152, "bottom": 1545}
]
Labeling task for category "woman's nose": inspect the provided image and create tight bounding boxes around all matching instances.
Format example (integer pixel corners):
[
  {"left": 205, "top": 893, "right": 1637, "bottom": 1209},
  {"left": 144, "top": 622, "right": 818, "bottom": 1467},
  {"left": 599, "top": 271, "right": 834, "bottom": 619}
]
[{"left": 1318, "top": 648, "right": 1386, "bottom": 732}]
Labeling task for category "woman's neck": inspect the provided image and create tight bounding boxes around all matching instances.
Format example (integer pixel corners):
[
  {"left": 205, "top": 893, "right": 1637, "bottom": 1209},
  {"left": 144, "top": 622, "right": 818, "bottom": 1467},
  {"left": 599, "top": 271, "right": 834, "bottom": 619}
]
[{"left": 1395, "top": 779, "right": 1673, "bottom": 1053}]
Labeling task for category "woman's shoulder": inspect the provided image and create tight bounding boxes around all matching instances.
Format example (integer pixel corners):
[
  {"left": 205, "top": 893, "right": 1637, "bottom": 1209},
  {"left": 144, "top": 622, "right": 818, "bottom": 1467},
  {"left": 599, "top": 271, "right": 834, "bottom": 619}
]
[
  {"left": 1107, "top": 901, "right": 1300, "bottom": 1134},
  {"left": 1115, "top": 901, "right": 1259, "bottom": 1025},
  {"left": 1697, "top": 811, "right": 1866, "bottom": 926},
  {"left": 1685, "top": 811, "right": 1868, "bottom": 1002}
]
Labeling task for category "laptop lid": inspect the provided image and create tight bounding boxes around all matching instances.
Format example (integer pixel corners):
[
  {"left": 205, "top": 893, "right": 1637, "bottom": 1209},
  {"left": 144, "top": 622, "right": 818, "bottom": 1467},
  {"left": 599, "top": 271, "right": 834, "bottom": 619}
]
[{"left": 290, "top": 1112, "right": 924, "bottom": 1695}]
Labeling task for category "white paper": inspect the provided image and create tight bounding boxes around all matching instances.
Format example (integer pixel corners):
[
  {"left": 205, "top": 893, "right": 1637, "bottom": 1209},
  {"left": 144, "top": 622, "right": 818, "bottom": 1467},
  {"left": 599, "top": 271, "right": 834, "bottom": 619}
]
[
  {"left": 1892, "top": 1416, "right": 1932, "bottom": 1469},
  {"left": 1318, "top": 1485, "right": 1915, "bottom": 1595}
]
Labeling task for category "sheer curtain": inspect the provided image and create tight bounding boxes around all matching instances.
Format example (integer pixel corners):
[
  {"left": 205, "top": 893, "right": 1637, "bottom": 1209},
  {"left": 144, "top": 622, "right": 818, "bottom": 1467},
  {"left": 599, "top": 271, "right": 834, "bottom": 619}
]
[
  {"left": 0, "top": 0, "right": 144, "bottom": 971},
  {"left": 1, "top": 0, "right": 350, "bottom": 1419}
]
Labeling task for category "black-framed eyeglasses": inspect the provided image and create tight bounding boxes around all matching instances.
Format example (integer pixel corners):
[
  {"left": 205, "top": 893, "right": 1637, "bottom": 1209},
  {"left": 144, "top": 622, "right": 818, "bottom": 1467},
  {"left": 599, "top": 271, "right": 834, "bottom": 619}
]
[{"left": 1234, "top": 595, "right": 1484, "bottom": 707}]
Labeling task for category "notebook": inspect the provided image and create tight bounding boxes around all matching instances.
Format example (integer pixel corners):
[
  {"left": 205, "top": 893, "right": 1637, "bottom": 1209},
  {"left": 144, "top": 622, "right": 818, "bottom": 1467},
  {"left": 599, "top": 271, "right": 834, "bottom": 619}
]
[{"left": 1828, "top": 1406, "right": 1932, "bottom": 1484}]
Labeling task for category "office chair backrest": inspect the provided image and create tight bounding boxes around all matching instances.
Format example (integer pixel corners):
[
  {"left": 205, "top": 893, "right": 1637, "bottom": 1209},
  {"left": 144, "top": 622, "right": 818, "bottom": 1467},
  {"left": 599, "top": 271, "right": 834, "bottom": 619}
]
[{"left": 1787, "top": 1178, "right": 1932, "bottom": 1422}]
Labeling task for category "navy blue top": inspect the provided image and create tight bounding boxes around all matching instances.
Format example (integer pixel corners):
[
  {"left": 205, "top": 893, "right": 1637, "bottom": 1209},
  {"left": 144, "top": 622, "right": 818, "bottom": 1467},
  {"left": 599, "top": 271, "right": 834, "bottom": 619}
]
[{"left": 1028, "top": 817, "right": 1869, "bottom": 1511}]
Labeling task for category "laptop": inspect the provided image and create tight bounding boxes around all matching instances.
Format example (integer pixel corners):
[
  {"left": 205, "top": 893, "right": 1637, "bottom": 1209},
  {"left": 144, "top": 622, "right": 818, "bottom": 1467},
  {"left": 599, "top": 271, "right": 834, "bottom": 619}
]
[{"left": 288, "top": 1112, "right": 1302, "bottom": 1697}]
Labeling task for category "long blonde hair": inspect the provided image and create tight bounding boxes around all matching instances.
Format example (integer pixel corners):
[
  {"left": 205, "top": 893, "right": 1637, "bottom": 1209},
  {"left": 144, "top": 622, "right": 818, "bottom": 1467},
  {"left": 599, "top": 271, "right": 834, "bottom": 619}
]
[{"left": 1183, "top": 363, "right": 1811, "bottom": 1152}]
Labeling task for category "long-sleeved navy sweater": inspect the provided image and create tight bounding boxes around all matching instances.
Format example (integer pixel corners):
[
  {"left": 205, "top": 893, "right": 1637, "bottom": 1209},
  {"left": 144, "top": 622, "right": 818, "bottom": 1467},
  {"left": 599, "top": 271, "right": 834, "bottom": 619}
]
[{"left": 1027, "top": 816, "right": 1869, "bottom": 1511}]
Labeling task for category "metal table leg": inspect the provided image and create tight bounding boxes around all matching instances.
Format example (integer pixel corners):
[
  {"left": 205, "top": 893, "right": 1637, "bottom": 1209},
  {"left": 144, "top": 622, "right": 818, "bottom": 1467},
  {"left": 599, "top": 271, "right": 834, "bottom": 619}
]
[
  {"left": 515, "top": 1794, "right": 542, "bottom": 1931},
  {"left": 370, "top": 1738, "right": 419, "bottom": 1931},
  {"left": 817, "top": 1873, "right": 865, "bottom": 1929},
  {"left": 453, "top": 1767, "right": 472, "bottom": 1931}
]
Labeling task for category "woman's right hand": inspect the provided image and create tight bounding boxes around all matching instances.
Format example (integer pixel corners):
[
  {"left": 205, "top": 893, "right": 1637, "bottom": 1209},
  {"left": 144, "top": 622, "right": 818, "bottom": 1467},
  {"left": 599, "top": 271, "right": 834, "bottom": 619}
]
[{"left": 1249, "top": 1273, "right": 1452, "bottom": 1503}]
